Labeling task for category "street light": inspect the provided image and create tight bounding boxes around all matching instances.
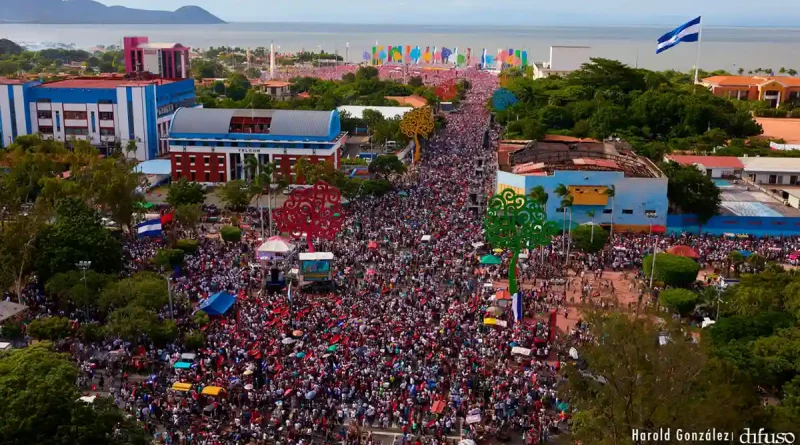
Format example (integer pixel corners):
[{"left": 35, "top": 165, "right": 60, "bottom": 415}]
[
  {"left": 76, "top": 261, "right": 91, "bottom": 317},
  {"left": 645, "top": 211, "right": 658, "bottom": 289}
]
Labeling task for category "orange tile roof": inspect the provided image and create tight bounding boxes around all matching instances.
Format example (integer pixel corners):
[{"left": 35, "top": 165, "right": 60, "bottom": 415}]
[
  {"left": 703, "top": 75, "right": 800, "bottom": 87},
  {"left": 297, "top": 92, "right": 311, "bottom": 99},
  {"left": 756, "top": 118, "right": 800, "bottom": 144},
  {"left": 262, "top": 80, "right": 291, "bottom": 87},
  {"left": 541, "top": 134, "right": 601, "bottom": 143},
  {"left": 385, "top": 94, "right": 428, "bottom": 108}
]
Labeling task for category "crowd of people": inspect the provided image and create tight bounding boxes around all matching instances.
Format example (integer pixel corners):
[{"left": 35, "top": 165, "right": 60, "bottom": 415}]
[{"left": 12, "top": 64, "right": 800, "bottom": 445}]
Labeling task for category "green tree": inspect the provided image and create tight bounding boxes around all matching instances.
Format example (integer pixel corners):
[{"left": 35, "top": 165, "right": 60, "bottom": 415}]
[
  {"left": 368, "top": 155, "right": 407, "bottom": 180},
  {"left": 45, "top": 270, "right": 114, "bottom": 311},
  {"left": 642, "top": 253, "right": 701, "bottom": 288},
  {"left": 658, "top": 288, "right": 699, "bottom": 315},
  {"left": 154, "top": 248, "right": 185, "bottom": 269},
  {"left": 27, "top": 316, "right": 72, "bottom": 341},
  {"left": 225, "top": 73, "right": 251, "bottom": 101},
  {"left": 218, "top": 179, "right": 253, "bottom": 210},
  {"left": 183, "top": 331, "right": 206, "bottom": 350},
  {"left": 174, "top": 203, "right": 203, "bottom": 230},
  {"left": 99, "top": 272, "right": 169, "bottom": 312},
  {"left": 34, "top": 198, "right": 123, "bottom": 280},
  {"left": 661, "top": 161, "right": 721, "bottom": 229},
  {"left": 245, "top": 67, "right": 262, "bottom": 79},
  {"left": 220, "top": 225, "right": 242, "bottom": 243},
  {"left": 90, "top": 157, "right": 142, "bottom": 234},
  {"left": 0, "top": 344, "right": 149, "bottom": 445},
  {"left": 175, "top": 238, "right": 200, "bottom": 254},
  {"left": 192, "top": 59, "right": 228, "bottom": 80},
  {"left": 528, "top": 185, "right": 548, "bottom": 206},
  {"left": 571, "top": 224, "right": 609, "bottom": 254},
  {"left": 409, "top": 76, "right": 424, "bottom": 87},
  {"left": 563, "top": 312, "right": 760, "bottom": 444},
  {"left": 167, "top": 178, "right": 206, "bottom": 207},
  {"left": 0, "top": 201, "right": 49, "bottom": 297},
  {"left": 106, "top": 305, "right": 177, "bottom": 345}
]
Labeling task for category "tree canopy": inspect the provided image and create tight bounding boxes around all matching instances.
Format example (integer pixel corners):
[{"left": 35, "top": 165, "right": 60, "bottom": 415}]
[
  {"left": 642, "top": 253, "right": 700, "bottom": 288},
  {"left": 661, "top": 161, "right": 722, "bottom": 225},
  {"left": 494, "top": 59, "right": 763, "bottom": 160}
]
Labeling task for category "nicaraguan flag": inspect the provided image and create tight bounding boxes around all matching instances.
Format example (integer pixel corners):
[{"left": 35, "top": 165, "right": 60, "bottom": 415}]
[
  {"left": 287, "top": 285, "right": 292, "bottom": 304},
  {"left": 481, "top": 48, "right": 487, "bottom": 68},
  {"left": 136, "top": 219, "right": 162, "bottom": 237},
  {"left": 656, "top": 16, "right": 701, "bottom": 54},
  {"left": 512, "top": 292, "right": 522, "bottom": 323}
]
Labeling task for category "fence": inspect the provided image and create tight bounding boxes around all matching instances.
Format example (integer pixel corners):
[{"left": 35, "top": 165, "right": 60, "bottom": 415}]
[{"left": 667, "top": 214, "right": 800, "bottom": 236}]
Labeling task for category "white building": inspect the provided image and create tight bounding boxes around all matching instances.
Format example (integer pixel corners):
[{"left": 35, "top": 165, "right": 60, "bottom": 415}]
[
  {"left": 532, "top": 46, "right": 592, "bottom": 79},
  {"left": 740, "top": 157, "right": 800, "bottom": 186}
]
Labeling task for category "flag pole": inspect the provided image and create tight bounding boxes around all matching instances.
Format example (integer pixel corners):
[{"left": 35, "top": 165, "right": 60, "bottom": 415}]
[{"left": 693, "top": 16, "right": 703, "bottom": 84}]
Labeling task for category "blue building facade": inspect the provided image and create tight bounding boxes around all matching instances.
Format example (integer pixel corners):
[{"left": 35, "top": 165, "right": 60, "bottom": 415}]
[
  {"left": 0, "top": 77, "right": 196, "bottom": 160},
  {"left": 496, "top": 169, "right": 669, "bottom": 232}
]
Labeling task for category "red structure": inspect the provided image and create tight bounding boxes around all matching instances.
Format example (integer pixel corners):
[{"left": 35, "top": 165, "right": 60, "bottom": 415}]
[{"left": 273, "top": 181, "right": 345, "bottom": 252}]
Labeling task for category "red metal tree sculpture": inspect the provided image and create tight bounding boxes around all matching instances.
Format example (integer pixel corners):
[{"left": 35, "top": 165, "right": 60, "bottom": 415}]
[
  {"left": 435, "top": 81, "right": 458, "bottom": 101},
  {"left": 273, "top": 181, "right": 345, "bottom": 252}
]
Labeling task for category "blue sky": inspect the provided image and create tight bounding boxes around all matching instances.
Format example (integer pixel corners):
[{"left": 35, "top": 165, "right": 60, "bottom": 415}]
[{"left": 102, "top": 0, "right": 800, "bottom": 25}]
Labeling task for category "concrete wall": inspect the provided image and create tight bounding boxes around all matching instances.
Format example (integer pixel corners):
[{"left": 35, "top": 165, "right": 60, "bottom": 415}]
[{"left": 496, "top": 170, "right": 669, "bottom": 230}]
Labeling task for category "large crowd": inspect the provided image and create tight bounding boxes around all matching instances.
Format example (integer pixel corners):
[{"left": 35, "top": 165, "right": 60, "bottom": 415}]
[{"left": 12, "top": 65, "right": 800, "bottom": 445}]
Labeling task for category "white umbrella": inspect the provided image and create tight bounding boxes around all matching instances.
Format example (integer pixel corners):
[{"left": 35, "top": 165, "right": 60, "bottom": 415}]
[
  {"left": 569, "top": 347, "right": 579, "bottom": 360},
  {"left": 258, "top": 236, "right": 295, "bottom": 254},
  {"left": 281, "top": 338, "right": 296, "bottom": 345}
]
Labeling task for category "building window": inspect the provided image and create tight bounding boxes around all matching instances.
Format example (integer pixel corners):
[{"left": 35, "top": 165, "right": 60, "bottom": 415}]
[
  {"left": 205, "top": 172, "right": 210, "bottom": 182},
  {"left": 191, "top": 171, "right": 196, "bottom": 181},
  {"left": 189, "top": 156, "right": 196, "bottom": 165},
  {"left": 556, "top": 208, "right": 565, "bottom": 213},
  {"left": 65, "top": 127, "right": 89, "bottom": 136},
  {"left": 769, "top": 175, "right": 777, "bottom": 184},
  {"left": 64, "top": 111, "right": 88, "bottom": 120},
  {"left": 99, "top": 111, "right": 114, "bottom": 120},
  {"left": 602, "top": 209, "right": 612, "bottom": 214},
  {"left": 644, "top": 209, "right": 656, "bottom": 214},
  {"left": 204, "top": 156, "right": 210, "bottom": 166},
  {"left": 55, "top": 111, "right": 61, "bottom": 131},
  {"left": 175, "top": 157, "right": 182, "bottom": 165},
  {"left": 36, "top": 98, "right": 52, "bottom": 103},
  {"left": 98, "top": 99, "right": 113, "bottom": 104},
  {"left": 37, "top": 110, "right": 53, "bottom": 119},
  {"left": 90, "top": 111, "right": 96, "bottom": 133},
  {"left": 622, "top": 209, "right": 633, "bottom": 215},
  {"left": 38, "top": 126, "right": 53, "bottom": 134},
  {"left": 99, "top": 128, "right": 115, "bottom": 136}
]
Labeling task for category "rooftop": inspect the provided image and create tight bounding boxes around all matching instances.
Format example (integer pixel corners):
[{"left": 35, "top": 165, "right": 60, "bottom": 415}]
[
  {"left": 702, "top": 75, "right": 800, "bottom": 88},
  {"left": 714, "top": 178, "right": 800, "bottom": 217},
  {"left": 666, "top": 155, "right": 745, "bottom": 169},
  {"left": 138, "top": 43, "right": 189, "bottom": 50},
  {"left": 0, "top": 78, "right": 29, "bottom": 85},
  {"left": 501, "top": 137, "right": 663, "bottom": 178},
  {"left": 756, "top": 118, "right": 800, "bottom": 144},
  {"left": 257, "top": 80, "right": 291, "bottom": 88},
  {"left": 39, "top": 77, "right": 178, "bottom": 89},
  {"left": 337, "top": 105, "right": 413, "bottom": 120},
  {"left": 739, "top": 156, "right": 800, "bottom": 173},
  {"left": 170, "top": 108, "right": 342, "bottom": 141},
  {"left": 385, "top": 95, "right": 428, "bottom": 108}
]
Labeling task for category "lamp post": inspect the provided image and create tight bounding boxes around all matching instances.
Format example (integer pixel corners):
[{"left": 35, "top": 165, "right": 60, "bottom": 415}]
[
  {"left": 76, "top": 261, "right": 91, "bottom": 318},
  {"left": 645, "top": 211, "right": 658, "bottom": 289}
]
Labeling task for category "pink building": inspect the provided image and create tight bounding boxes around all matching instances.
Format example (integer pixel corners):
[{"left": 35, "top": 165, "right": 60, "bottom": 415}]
[{"left": 123, "top": 37, "right": 190, "bottom": 79}]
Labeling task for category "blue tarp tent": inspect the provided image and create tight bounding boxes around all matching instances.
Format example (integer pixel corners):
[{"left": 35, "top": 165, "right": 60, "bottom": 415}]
[{"left": 198, "top": 292, "right": 236, "bottom": 316}]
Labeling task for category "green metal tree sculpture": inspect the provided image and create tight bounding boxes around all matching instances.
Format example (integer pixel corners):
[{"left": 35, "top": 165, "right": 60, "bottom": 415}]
[{"left": 484, "top": 189, "right": 559, "bottom": 295}]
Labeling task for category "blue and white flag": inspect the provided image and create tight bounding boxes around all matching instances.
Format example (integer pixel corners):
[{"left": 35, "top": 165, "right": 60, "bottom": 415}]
[
  {"left": 481, "top": 48, "right": 487, "bottom": 69},
  {"left": 136, "top": 219, "right": 162, "bottom": 237},
  {"left": 287, "top": 285, "right": 292, "bottom": 304},
  {"left": 656, "top": 16, "right": 701, "bottom": 54},
  {"left": 512, "top": 292, "right": 522, "bottom": 323}
]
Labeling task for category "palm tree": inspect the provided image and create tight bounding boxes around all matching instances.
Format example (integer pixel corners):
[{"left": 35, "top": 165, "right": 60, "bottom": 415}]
[
  {"left": 780, "top": 67, "right": 787, "bottom": 75},
  {"left": 789, "top": 69, "right": 798, "bottom": 77},
  {"left": 243, "top": 155, "right": 260, "bottom": 182},
  {"left": 737, "top": 67, "right": 745, "bottom": 75},
  {"left": 747, "top": 253, "right": 766, "bottom": 272},
  {"left": 252, "top": 161, "right": 277, "bottom": 237},
  {"left": 604, "top": 185, "right": 616, "bottom": 235},
  {"left": 727, "top": 251, "right": 745, "bottom": 278},
  {"left": 561, "top": 195, "right": 574, "bottom": 261},
  {"left": 554, "top": 184, "right": 570, "bottom": 249},
  {"left": 528, "top": 185, "right": 549, "bottom": 207},
  {"left": 586, "top": 210, "right": 596, "bottom": 243}
]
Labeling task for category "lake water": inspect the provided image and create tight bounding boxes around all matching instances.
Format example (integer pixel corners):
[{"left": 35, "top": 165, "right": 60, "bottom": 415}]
[{"left": 3, "top": 22, "right": 800, "bottom": 72}]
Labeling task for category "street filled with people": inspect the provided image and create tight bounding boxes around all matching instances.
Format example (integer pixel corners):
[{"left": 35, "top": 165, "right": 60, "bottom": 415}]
[{"left": 10, "top": 65, "right": 800, "bottom": 445}]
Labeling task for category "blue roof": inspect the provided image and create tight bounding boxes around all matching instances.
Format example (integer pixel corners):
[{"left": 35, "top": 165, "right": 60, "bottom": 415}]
[
  {"left": 134, "top": 159, "right": 172, "bottom": 176},
  {"left": 198, "top": 291, "right": 236, "bottom": 316},
  {"left": 169, "top": 108, "right": 342, "bottom": 142}
]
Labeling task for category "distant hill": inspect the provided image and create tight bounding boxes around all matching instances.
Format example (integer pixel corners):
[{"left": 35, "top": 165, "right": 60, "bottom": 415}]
[
  {"left": 0, "top": 39, "right": 24, "bottom": 56},
  {"left": 0, "top": 0, "right": 225, "bottom": 24}
]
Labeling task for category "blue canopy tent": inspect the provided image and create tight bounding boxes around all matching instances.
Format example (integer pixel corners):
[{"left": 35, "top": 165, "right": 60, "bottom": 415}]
[{"left": 198, "top": 292, "right": 236, "bottom": 316}]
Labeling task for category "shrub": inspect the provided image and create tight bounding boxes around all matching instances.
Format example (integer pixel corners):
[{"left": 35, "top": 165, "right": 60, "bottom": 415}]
[
  {"left": 220, "top": 225, "right": 242, "bottom": 242},
  {"left": 571, "top": 225, "right": 609, "bottom": 254},
  {"left": 193, "top": 310, "right": 210, "bottom": 327},
  {"left": 643, "top": 253, "right": 701, "bottom": 288},
  {"left": 183, "top": 331, "right": 206, "bottom": 351},
  {"left": 341, "top": 157, "right": 369, "bottom": 166},
  {"left": 1, "top": 320, "right": 24, "bottom": 339},
  {"left": 175, "top": 239, "right": 200, "bottom": 254},
  {"left": 27, "top": 316, "right": 72, "bottom": 341},
  {"left": 78, "top": 323, "right": 105, "bottom": 343},
  {"left": 658, "top": 288, "right": 699, "bottom": 315}
]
